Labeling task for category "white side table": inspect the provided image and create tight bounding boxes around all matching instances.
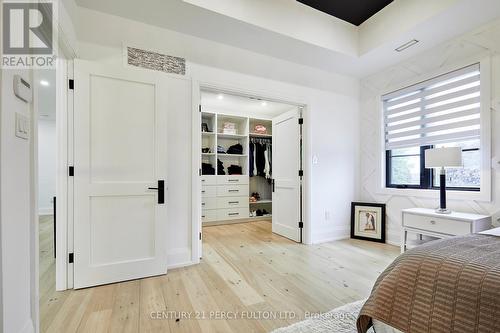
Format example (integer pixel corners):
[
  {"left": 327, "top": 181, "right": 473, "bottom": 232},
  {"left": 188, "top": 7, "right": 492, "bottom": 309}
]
[{"left": 401, "top": 208, "right": 491, "bottom": 253}]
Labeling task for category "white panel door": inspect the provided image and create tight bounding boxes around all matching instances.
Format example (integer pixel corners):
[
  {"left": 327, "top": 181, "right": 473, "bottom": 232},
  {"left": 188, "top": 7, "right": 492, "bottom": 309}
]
[
  {"left": 272, "top": 108, "right": 301, "bottom": 242},
  {"left": 73, "top": 59, "right": 168, "bottom": 289}
]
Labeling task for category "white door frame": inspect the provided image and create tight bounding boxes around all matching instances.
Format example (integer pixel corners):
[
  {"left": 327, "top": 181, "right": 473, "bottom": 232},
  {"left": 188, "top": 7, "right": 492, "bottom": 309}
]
[
  {"left": 54, "top": 56, "right": 76, "bottom": 290},
  {"left": 191, "top": 80, "right": 311, "bottom": 260}
]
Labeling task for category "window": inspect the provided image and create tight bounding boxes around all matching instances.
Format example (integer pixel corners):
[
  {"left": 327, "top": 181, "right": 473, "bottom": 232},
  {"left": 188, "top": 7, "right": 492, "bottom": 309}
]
[{"left": 384, "top": 64, "right": 481, "bottom": 191}]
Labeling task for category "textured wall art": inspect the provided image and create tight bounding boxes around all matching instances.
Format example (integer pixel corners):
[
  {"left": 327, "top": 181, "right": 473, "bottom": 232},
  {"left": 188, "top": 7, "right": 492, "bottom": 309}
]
[{"left": 127, "top": 46, "right": 186, "bottom": 75}]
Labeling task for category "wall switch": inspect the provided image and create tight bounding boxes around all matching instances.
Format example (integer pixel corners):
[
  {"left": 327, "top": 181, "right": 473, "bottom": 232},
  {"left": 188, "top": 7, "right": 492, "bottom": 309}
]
[{"left": 15, "top": 112, "right": 29, "bottom": 140}]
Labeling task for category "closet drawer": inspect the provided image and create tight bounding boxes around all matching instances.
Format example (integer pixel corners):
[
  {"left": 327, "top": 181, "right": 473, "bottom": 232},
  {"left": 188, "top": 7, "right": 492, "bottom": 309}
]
[
  {"left": 217, "top": 196, "right": 249, "bottom": 209},
  {"left": 201, "top": 176, "right": 217, "bottom": 186},
  {"left": 216, "top": 185, "right": 249, "bottom": 197},
  {"left": 201, "top": 186, "right": 216, "bottom": 197},
  {"left": 403, "top": 213, "right": 471, "bottom": 236},
  {"left": 201, "top": 197, "right": 217, "bottom": 210},
  {"left": 202, "top": 209, "right": 217, "bottom": 223},
  {"left": 217, "top": 175, "right": 249, "bottom": 185},
  {"left": 217, "top": 208, "right": 249, "bottom": 220}
]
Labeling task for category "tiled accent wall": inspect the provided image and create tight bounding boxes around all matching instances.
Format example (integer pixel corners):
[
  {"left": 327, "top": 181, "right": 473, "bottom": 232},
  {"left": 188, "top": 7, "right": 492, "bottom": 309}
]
[
  {"left": 127, "top": 46, "right": 186, "bottom": 75},
  {"left": 359, "top": 19, "right": 500, "bottom": 245}
]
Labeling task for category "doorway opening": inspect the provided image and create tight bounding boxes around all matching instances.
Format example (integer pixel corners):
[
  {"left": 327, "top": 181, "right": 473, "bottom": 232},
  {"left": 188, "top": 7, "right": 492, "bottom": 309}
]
[{"left": 198, "top": 88, "right": 305, "bottom": 255}]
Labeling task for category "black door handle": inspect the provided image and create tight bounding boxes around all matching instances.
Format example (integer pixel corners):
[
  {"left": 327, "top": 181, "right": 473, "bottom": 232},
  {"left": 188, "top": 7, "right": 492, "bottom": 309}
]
[
  {"left": 272, "top": 179, "right": 275, "bottom": 192},
  {"left": 148, "top": 180, "right": 165, "bottom": 204}
]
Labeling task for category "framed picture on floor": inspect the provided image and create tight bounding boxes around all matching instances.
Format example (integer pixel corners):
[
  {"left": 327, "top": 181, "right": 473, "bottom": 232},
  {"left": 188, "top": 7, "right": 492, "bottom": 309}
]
[{"left": 350, "top": 202, "right": 386, "bottom": 243}]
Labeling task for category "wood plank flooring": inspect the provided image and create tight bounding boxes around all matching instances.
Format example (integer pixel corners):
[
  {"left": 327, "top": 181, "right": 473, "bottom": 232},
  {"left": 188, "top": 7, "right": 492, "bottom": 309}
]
[{"left": 40, "top": 217, "right": 399, "bottom": 333}]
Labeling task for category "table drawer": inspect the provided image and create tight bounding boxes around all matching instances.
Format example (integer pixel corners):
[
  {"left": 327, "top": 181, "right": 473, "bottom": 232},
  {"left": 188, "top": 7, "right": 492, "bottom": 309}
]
[
  {"left": 201, "top": 176, "right": 217, "bottom": 186},
  {"left": 404, "top": 213, "right": 471, "bottom": 235},
  {"left": 201, "top": 186, "right": 216, "bottom": 197},
  {"left": 202, "top": 209, "right": 217, "bottom": 223},
  {"left": 201, "top": 197, "right": 216, "bottom": 210},
  {"left": 217, "top": 196, "right": 249, "bottom": 209},
  {"left": 217, "top": 208, "right": 248, "bottom": 220},
  {"left": 216, "top": 185, "right": 249, "bottom": 197},
  {"left": 217, "top": 175, "right": 249, "bottom": 185}
]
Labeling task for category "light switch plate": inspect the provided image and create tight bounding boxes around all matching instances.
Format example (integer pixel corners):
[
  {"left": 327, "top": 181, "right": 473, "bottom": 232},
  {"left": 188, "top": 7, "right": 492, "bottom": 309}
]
[{"left": 15, "top": 112, "right": 29, "bottom": 140}]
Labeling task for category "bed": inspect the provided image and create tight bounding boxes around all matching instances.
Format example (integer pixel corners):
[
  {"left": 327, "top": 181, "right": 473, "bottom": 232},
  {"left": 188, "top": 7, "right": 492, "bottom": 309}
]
[{"left": 357, "top": 228, "right": 500, "bottom": 333}]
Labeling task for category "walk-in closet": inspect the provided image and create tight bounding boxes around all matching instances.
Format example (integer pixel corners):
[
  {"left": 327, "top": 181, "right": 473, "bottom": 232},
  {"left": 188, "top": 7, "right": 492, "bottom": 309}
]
[{"left": 199, "top": 89, "right": 304, "bottom": 243}]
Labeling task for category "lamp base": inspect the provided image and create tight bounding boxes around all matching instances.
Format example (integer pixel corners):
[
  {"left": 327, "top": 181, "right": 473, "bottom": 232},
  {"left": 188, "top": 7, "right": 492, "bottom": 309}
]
[{"left": 435, "top": 208, "right": 452, "bottom": 214}]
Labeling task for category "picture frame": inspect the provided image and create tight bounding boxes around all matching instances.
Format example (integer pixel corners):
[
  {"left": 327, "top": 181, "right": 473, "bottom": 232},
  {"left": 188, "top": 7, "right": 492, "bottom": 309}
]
[{"left": 350, "top": 202, "right": 386, "bottom": 243}]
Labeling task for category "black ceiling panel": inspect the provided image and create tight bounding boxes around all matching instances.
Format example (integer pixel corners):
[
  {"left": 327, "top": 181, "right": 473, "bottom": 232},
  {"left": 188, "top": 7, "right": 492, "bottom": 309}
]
[{"left": 297, "top": 0, "right": 393, "bottom": 26}]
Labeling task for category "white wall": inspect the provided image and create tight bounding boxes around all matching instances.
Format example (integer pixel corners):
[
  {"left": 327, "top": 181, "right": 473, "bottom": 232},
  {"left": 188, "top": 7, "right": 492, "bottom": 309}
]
[
  {"left": 74, "top": 7, "right": 360, "bottom": 266},
  {"left": 1, "top": 69, "right": 36, "bottom": 333},
  {"left": 360, "top": 19, "right": 500, "bottom": 245},
  {"left": 38, "top": 119, "right": 56, "bottom": 215}
]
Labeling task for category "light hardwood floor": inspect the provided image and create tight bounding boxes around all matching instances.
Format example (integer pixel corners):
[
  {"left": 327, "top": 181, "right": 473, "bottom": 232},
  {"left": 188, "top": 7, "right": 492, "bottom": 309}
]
[{"left": 40, "top": 217, "right": 399, "bottom": 333}]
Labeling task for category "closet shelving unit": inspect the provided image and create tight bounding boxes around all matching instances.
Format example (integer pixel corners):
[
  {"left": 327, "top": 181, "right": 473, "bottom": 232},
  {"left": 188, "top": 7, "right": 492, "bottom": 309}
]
[{"left": 201, "top": 111, "right": 273, "bottom": 224}]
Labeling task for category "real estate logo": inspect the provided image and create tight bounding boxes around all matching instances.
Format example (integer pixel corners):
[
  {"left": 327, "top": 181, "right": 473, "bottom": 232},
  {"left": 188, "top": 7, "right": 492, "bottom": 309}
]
[{"left": 2, "top": 0, "right": 57, "bottom": 68}]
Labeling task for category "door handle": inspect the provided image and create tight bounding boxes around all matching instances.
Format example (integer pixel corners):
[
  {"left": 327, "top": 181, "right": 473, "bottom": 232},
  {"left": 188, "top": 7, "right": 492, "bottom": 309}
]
[
  {"left": 272, "top": 179, "right": 275, "bottom": 192},
  {"left": 148, "top": 180, "right": 165, "bottom": 204}
]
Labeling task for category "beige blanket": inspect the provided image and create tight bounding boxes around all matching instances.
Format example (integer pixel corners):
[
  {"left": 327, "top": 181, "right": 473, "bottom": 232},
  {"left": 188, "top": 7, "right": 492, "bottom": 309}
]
[{"left": 357, "top": 234, "right": 500, "bottom": 333}]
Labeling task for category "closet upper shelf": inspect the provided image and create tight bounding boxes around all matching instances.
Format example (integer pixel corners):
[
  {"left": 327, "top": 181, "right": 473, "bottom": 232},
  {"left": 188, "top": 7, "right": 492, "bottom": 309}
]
[
  {"left": 249, "top": 133, "right": 272, "bottom": 138},
  {"left": 217, "top": 133, "right": 247, "bottom": 139}
]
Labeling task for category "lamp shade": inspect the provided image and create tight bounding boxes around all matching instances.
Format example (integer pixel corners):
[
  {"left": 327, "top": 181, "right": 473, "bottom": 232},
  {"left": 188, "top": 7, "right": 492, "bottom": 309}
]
[{"left": 425, "top": 147, "right": 462, "bottom": 168}]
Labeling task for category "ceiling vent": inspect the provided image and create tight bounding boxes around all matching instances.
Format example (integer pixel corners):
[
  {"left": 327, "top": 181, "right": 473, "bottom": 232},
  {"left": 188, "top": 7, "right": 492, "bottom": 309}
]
[{"left": 395, "top": 39, "right": 419, "bottom": 52}]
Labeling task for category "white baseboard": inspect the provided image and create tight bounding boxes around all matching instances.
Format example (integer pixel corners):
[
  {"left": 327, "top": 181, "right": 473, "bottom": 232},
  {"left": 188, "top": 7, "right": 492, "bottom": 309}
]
[
  {"left": 167, "top": 247, "right": 192, "bottom": 269},
  {"left": 38, "top": 207, "right": 53, "bottom": 216},
  {"left": 311, "top": 230, "right": 350, "bottom": 244}
]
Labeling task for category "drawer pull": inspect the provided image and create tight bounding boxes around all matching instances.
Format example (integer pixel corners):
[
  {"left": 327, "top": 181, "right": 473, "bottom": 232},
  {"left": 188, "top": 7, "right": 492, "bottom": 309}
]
[
  {"left": 430, "top": 220, "right": 436, "bottom": 225},
  {"left": 228, "top": 201, "right": 239, "bottom": 204},
  {"left": 201, "top": 179, "right": 205, "bottom": 182},
  {"left": 228, "top": 190, "right": 239, "bottom": 193},
  {"left": 228, "top": 213, "right": 239, "bottom": 216},
  {"left": 202, "top": 215, "right": 206, "bottom": 218},
  {"left": 202, "top": 203, "right": 205, "bottom": 206},
  {"left": 202, "top": 190, "right": 206, "bottom": 193},
  {"left": 228, "top": 179, "right": 239, "bottom": 182}
]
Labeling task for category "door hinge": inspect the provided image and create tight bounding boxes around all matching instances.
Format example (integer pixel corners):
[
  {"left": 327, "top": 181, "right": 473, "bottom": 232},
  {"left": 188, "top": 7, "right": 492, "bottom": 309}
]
[
  {"left": 298, "top": 117, "right": 303, "bottom": 125},
  {"left": 68, "top": 79, "right": 74, "bottom": 90},
  {"left": 68, "top": 252, "right": 74, "bottom": 263},
  {"left": 298, "top": 170, "right": 303, "bottom": 177},
  {"left": 199, "top": 104, "right": 202, "bottom": 112},
  {"left": 68, "top": 166, "right": 74, "bottom": 176},
  {"left": 298, "top": 222, "right": 304, "bottom": 228},
  {"left": 199, "top": 232, "right": 202, "bottom": 240}
]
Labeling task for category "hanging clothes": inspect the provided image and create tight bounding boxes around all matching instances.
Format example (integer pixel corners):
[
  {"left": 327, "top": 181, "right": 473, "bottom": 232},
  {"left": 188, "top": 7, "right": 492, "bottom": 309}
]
[
  {"left": 250, "top": 137, "right": 272, "bottom": 179},
  {"left": 253, "top": 143, "right": 257, "bottom": 176},
  {"left": 255, "top": 142, "right": 266, "bottom": 176},
  {"left": 264, "top": 143, "right": 271, "bottom": 179},
  {"left": 249, "top": 142, "right": 255, "bottom": 176}
]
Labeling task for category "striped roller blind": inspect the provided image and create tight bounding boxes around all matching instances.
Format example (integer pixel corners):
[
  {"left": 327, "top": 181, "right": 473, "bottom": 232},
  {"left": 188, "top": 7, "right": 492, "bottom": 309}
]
[{"left": 383, "top": 63, "right": 481, "bottom": 150}]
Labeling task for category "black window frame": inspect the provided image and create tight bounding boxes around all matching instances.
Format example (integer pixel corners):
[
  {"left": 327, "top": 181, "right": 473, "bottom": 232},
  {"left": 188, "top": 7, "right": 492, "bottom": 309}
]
[{"left": 386, "top": 146, "right": 480, "bottom": 191}]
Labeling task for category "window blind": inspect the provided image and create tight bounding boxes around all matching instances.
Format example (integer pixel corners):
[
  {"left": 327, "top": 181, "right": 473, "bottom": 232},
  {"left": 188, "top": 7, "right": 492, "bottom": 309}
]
[{"left": 383, "top": 64, "right": 480, "bottom": 150}]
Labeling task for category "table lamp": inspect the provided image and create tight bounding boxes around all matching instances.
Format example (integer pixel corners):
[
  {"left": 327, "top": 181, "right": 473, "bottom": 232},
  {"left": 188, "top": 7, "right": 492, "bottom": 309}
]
[{"left": 425, "top": 147, "right": 462, "bottom": 214}]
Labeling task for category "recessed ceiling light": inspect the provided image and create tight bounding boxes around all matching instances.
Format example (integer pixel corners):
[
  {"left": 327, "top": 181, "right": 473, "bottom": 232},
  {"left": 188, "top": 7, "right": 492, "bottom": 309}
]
[
  {"left": 40, "top": 80, "right": 49, "bottom": 86},
  {"left": 395, "top": 39, "right": 419, "bottom": 52},
  {"left": 261, "top": 101, "right": 267, "bottom": 107},
  {"left": 217, "top": 94, "right": 224, "bottom": 100}
]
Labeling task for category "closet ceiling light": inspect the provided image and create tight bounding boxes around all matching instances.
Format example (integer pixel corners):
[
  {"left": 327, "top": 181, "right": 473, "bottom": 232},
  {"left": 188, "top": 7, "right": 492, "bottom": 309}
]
[
  {"left": 217, "top": 94, "right": 224, "bottom": 100},
  {"left": 261, "top": 101, "right": 267, "bottom": 107},
  {"left": 40, "top": 80, "right": 50, "bottom": 86}
]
